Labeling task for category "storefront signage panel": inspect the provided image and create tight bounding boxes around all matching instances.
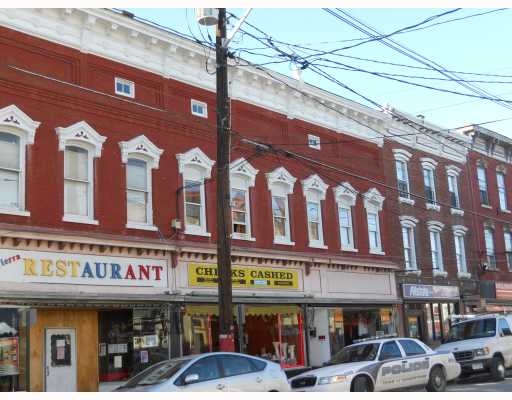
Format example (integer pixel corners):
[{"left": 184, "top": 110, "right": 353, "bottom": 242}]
[
  {"left": 403, "top": 284, "right": 459, "bottom": 299},
  {"left": 188, "top": 263, "right": 300, "bottom": 290},
  {"left": 0, "top": 249, "right": 168, "bottom": 288}
]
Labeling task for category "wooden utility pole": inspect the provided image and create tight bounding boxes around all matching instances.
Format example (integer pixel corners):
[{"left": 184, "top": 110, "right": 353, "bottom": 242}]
[{"left": 216, "top": 8, "right": 235, "bottom": 352}]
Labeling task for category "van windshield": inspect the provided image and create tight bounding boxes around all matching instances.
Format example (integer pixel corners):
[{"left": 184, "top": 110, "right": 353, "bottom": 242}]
[{"left": 445, "top": 318, "right": 496, "bottom": 343}]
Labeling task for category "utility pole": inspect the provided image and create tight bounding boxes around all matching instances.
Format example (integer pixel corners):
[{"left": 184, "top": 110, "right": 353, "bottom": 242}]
[{"left": 215, "top": 7, "right": 235, "bottom": 352}]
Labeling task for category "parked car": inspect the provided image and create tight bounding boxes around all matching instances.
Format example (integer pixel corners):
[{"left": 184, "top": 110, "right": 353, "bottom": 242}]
[
  {"left": 437, "top": 314, "right": 512, "bottom": 381},
  {"left": 114, "top": 352, "right": 290, "bottom": 392},
  {"left": 289, "top": 336, "right": 460, "bottom": 392}
]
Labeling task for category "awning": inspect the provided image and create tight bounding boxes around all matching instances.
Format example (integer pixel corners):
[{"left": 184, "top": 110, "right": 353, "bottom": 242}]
[
  {"left": 245, "top": 305, "right": 301, "bottom": 316},
  {"left": 184, "top": 304, "right": 237, "bottom": 316}
]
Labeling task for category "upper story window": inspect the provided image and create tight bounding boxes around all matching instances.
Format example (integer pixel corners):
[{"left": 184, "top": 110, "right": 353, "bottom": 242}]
[
  {"left": 230, "top": 158, "right": 258, "bottom": 241},
  {"left": 56, "top": 121, "right": 106, "bottom": 225},
  {"left": 191, "top": 99, "right": 208, "bottom": 118},
  {"left": 452, "top": 225, "right": 469, "bottom": 277},
  {"left": 484, "top": 226, "right": 497, "bottom": 270},
  {"left": 392, "top": 149, "right": 413, "bottom": 203},
  {"left": 445, "top": 165, "right": 462, "bottom": 215},
  {"left": 427, "top": 221, "right": 445, "bottom": 274},
  {"left": 400, "top": 216, "right": 419, "bottom": 272},
  {"left": 120, "top": 135, "right": 163, "bottom": 231},
  {"left": 302, "top": 174, "right": 328, "bottom": 249},
  {"left": 421, "top": 158, "right": 439, "bottom": 211},
  {"left": 334, "top": 182, "right": 358, "bottom": 252},
  {"left": 176, "top": 147, "right": 214, "bottom": 236},
  {"left": 504, "top": 230, "right": 512, "bottom": 271},
  {"left": 307, "top": 134, "right": 320, "bottom": 150},
  {"left": 477, "top": 165, "right": 489, "bottom": 206},
  {"left": 0, "top": 105, "right": 40, "bottom": 217},
  {"left": 266, "top": 166, "right": 296, "bottom": 246},
  {"left": 496, "top": 170, "right": 508, "bottom": 211},
  {"left": 363, "top": 188, "right": 385, "bottom": 255},
  {"left": 115, "top": 77, "right": 135, "bottom": 98}
]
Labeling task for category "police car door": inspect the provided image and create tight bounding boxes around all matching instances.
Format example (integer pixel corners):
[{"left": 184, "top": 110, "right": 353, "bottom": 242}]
[
  {"left": 375, "top": 340, "right": 406, "bottom": 391},
  {"left": 397, "top": 339, "right": 431, "bottom": 387}
]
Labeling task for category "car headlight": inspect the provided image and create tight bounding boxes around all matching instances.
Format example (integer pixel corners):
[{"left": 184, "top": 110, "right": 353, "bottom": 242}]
[
  {"left": 318, "top": 375, "right": 348, "bottom": 385},
  {"left": 474, "top": 347, "right": 490, "bottom": 357}
]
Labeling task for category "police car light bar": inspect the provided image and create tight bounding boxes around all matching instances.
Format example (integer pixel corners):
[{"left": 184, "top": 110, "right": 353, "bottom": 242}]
[{"left": 353, "top": 333, "right": 398, "bottom": 344}]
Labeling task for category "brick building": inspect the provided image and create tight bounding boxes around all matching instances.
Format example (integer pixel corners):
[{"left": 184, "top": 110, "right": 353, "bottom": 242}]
[{"left": 0, "top": 9, "right": 404, "bottom": 391}]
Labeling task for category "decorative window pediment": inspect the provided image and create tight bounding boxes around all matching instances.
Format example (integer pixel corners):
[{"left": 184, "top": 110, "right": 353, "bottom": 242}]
[
  {"left": 399, "top": 215, "right": 419, "bottom": 228},
  {"left": 445, "top": 164, "right": 461, "bottom": 177},
  {"left": 0, "top": 104, "right": 40, "bottom": 144},
  {"left": 230, "top": 157, "right": 258, "bottom": 187},
  {"left": 56, "top": 121, "right": 106, "bottom": 157},
  {"left": 452, "top": 225, "right": 468, "bottom": 235},
  {"left": 266, "top": 166, "right": 296, "bottom": 195},
  {"left": 302, "top": 174, "right": 328, "bottom": 200},
  {"left": 176, "top": 147, "right": 215, "bottom": 178},
  {"left": 120, "top": 134, "right": 163, "bottom": 168},
  {"left": 392, "top": 148, "right": 412, "bottom": 162},
  {"left": 420, "top": 157, "right": 438, "bottom": 170},
  {"left": 334, "top": 182, "right": 358, "bottom": 207},
  {"left": 363, "top": 188, "right": 385, "bottom": 212},
  {"left": 427, "top": 220, "right": 445, "bottom": 232}
]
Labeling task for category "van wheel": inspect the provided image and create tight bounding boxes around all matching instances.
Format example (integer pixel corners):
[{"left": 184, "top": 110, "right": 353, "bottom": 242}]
[
  {"left": 351, "top": 376, "right": 373, "bottom": 392},
  {"left": 426, "top": 366, "right": 447, "bottom": 392},
  {"left": 490, "top": 356, "right": 506, "bottom": 381}
]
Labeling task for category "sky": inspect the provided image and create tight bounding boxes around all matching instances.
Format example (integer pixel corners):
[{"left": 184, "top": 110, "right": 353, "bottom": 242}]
[{"left": 124, "top": 7, "right": 512, "bottom": 137}]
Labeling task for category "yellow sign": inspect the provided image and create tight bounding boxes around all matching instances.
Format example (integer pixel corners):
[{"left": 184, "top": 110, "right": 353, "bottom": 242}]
[{"left": 188, "top": 263, "right": 299, "bottom": 290}]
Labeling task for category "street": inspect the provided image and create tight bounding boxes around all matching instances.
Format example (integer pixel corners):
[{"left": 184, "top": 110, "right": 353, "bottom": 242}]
[{"left": 447, "top": 373, "right": 512, "bottom": 392}]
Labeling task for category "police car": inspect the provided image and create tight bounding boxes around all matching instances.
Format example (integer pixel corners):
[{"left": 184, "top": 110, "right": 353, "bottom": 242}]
[{"left": 290, "top": 336, "right": 460, "bottom": 392}]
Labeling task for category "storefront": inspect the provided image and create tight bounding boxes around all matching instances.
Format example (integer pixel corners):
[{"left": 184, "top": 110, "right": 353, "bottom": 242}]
[
  {"left": 478, "top": 281, "right": 512, "bottom": 313},
  {"left": 402, "top": 284, "right": 460, "bottom": 347}
]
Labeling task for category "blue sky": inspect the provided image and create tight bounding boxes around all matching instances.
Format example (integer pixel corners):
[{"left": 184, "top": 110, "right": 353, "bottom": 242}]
[{"left": 126, "top": 8, "right": 512, "bottom": 136}]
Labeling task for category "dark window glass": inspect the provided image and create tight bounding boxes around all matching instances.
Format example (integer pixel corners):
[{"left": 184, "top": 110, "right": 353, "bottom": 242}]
[
  {"left": 498, "top": 319, "right": 511, "bottom": 335},
  {"left": 219, "top": 355, "right": 255, "bottom": 377},
  {"left": 446, "top": 318, "right": 496, "bottom": 342},
  {"left": 180, "top": 356, "right": 221, "bottom": 384},
  {"left": 249, "top": 358, "right": 267, "bottom": 372},
  {"left": 399, "top": 340, "right": 426, "bottom": 356},
  {"left": 379, "top": 341, "right": 402, "bottom": 361}
]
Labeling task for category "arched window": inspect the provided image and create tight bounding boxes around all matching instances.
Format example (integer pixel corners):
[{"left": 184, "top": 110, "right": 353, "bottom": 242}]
[
  {"left": 266, "top": 167, "right": 296, "bottom": 245},
  {"left": 400, "top": 216, "right": 419, "bottom": 272},
  {"left": 230, "top": 158, "right": 258, "bottom": 241},
  {"left": 302, "top": 174, "right": 328, "bottom": 249},
  {"left": 363, "top": 188, "right": 385, "bottom": 254},
  {"left": 334, "top": 182, "right": 358, "bottom": 252}
]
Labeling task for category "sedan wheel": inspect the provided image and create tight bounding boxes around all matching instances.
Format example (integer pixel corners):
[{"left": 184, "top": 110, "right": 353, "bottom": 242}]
[
  {"left": 426, "top": 366, "right": 447, "bottom": 392},
  {"left": 352, "top": 376, "right": 372, "bottom": 392}
]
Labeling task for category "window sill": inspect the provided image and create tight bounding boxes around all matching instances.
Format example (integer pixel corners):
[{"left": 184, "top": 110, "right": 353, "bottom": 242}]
[
  {"left": 63, "top": 215, "right": 99, "bottom": 225},
  {"left": 309, "top": 243, "right": 328, "bottom": 250},
  {"left": 405, "top": 269, "right": 421, "bottom": 276},
  {"left": 433, "top": 270, "right": 448, "bottom": 278},
  {"left": 481, "top": 204, "right": 492, "bottom": 209},
  {"left": 232, "top": 233, "right": 256, "bottom": 242},
  {"left": 0, "top": 208, "right": 30, "bottom": 217},
  {"left": 341, "top": 247, "right": 359, "bottom": 253},
  {"left": 184, "top": 229, "right": 211, "bottom": 237},
  {"left": 457, "top": 272, "right": 471, "bottom": 279},
  {"left": 126, "top": 222, "right": 158, "bottom": 231},
  {"left": 273, "top": 239, "right": 295, "bottom": 246},
  {"left": 399, "top": 197, "right": 415, "bottom": 206},
  {"left": 426, "top": 203, "right": 441, "bottom": 212},
  {"left": 369, "top": 249, "right": 386, "bottom": 255},
  {"left": 500, "top": 209, "right": 511, "bottom": 214},
  {"left": 450, "top": 208, "right": 464, "bottom": 216}
]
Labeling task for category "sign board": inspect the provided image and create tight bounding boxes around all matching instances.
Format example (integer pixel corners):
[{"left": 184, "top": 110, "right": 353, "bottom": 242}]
[
  {"left": 0, "top": 337, "right": 19, "bottom": 376},
  {"left": 0, "top": 249, "right": 168, "bottom": 288},
  {"left": 188, "top": 263, "right": 300, "bottom": 290},
  {"left": 403, "top": 284, "right": 459, "bottom": 300}
]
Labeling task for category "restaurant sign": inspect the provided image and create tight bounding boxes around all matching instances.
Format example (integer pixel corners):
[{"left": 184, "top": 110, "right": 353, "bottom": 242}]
[
  {"left": 403, "top": 284, "right": 460, "bottom": 300},
  {"left": 188, "top": 263, "right": 300, "bottom": 290},
  {"left": 0, "top": 249, "right": 168, "bottom": 288}
]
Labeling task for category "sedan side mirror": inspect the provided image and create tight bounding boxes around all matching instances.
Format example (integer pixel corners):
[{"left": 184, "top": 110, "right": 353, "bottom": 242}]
[{"left": 184, "top": 374, "right": 199, "bottom": 384}]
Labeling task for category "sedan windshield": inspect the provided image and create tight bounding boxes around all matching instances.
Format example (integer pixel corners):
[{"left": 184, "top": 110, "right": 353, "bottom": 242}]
[
  {"left": 327, "top": 343, "right": 380, "bottom": 365},
  {"left": 120, "top": 359, "right": 187, "bottom": 388},
  {"left": 445, "top": 318, "right": 496, "bottom": 343}
]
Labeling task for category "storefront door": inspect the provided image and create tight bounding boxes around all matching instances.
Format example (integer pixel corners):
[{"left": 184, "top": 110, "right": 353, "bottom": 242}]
[{"left": 44, "top": 328, "right": 77, "bottom": 392}]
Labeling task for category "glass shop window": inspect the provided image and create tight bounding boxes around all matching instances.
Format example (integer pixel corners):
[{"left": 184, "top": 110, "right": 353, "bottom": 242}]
[{"left": 0, "top": 308, "right": 28, "bottom": 392}]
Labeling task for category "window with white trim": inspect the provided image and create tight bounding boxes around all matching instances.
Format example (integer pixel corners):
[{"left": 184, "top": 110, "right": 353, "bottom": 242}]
[
  {"left": 120, "top": 135, "right": 163, "bottom": 231},
  {"left": 266, "top": 167, "right": 296, "bottom": 245},
  {"left": 477, "top": 165, "right": 489, "bottom": 205},
  {"left": 307, "top": 134, "right": 320, "bottom": 150},
  {"left": 392, "top": 149, "right": 412, "bottom": 201},
  {"left": 453, "top": 225, "right": 468, "bottom": 275},
  {"left": 115, "top": 77, "right": 135, "bottom": 98},
  {"left": 56, "top": 121, "right": 106, "bottom": 225},
  {"left": 176, "top": 147, "right": 214, "bottom": 236},
  {"left": 191, "top": 99, "right": 208, "bottom": 118},
  {"left": 497, "top": 171, "right": 508, "bottom": 211},
  {"left": 427, "top": 221, "right": 445, "bottom": 273},
  {"left": 334, "top": 182, "right": 358, "bottom": 251},
  {"left": 302, "top": 174, "right": 328, "bottom": 248},
  {"left": 445, "top": 165, "right": 461, "bottom": 210},
  {"left": 504, "top": 231, "right": 512, "bottom": 271},
  {"left": 400, "top": 216, "right": 418, "bottom": 271},
  {"left": 484, "top": 227, "right": 497, "bottom": 270},
  {"left": 230, "top": 158, "right": 258, "bottom": 240},
  {"left": 423, "top": 169, "right": 436, "bottom": 204},
  {"left": 0, "top": 105, "right": 40, "bottom": 216},
  {"left": 364, "top": 188, "right": 385, "bottom": 254}
]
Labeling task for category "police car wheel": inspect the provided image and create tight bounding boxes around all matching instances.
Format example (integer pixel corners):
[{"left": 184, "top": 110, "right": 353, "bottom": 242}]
[
  {"left": 426, "top": 366, "right": 446, "bottom": 392},
  {"left": 490, "top": 356, "right": 505, "bottom": 381},
  {"left": 351, "top": 376, "right": 372, "bottom": 392}
]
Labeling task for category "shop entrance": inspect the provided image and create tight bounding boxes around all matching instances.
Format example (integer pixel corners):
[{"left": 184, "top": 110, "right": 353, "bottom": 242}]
[{"left": 44, "top": 328, "right": 76, "bottom": 392}]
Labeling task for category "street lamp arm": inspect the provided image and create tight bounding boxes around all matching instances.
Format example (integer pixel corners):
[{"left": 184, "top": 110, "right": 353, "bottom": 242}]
[{"left": 224, "top": 8, "right": 252, "bottom": 48}]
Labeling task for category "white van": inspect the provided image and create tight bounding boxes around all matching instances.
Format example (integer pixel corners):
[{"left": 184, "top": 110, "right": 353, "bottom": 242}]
[{"left": 436, "top": 314, "right": 512, "bottom": 381}]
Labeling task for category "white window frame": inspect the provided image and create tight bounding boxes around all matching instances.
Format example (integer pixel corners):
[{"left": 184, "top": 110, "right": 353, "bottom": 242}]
[
  {"left": 421, "top": 157, "right": 439, "bottom": 211},
  {"left": 400, "top": 216, "right": 419, "bottom": 273},
  {"left": 266, "top": 166, "right": 296, "bottom": 245},
  {"left": 392, "top": 149, "right": 414, "bottom": 205},
  {"left": 504, "top": 230, "right": 512, "bottom": 271},
  {"left": 307, "top": 134, "right": 321, "bottom": 150},
  {"left": 445, "top": 165, "right": 463, "bottom": 216},
  {"left": 427, "top": 220, "right": 446, "bottom": 276},
  {"left": 120, "top": 135, "right": 163, "bottom": 231},
  {"left": 496, "top": 170, "right": 508, "bottom": 212},
  {"left": 452, "top": 225, "right": 469, "bottom": 278},
  {"left": 176, "top": 147, "right": 214, "bottom": 236},
  {"left": 334, "top": 182, "right": 358, "bottom": 252},
  {"left": 302, "top": 174, "right": 328, "bottom": 249},
  {"left": 230, "top": 158, "right": 258, "bottom": 241},
  {"left": 56, "top": 121, "right": 106, "bottom": 225},
  {"left": 191, "top": 99, "right": 208, "bottom": 118},
  {"left": 363, "top": 188, "right": 385, "bottom": 255},
  {"left": 115, "top": 77, "right": 135, "bottom": 98},
  {"left": 477, "top": 165, "right": 490, "bottom": 206},
  {"left": 0, "top": 105, "right": 40, "bottom": 217},
  {"left": 484, "top": 226, "right": 497, "bottom": 270}
]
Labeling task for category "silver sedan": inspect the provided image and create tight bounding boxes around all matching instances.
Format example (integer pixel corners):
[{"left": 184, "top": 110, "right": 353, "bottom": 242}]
[{"left": 114, "top": 352, "right": 290, "bottom": 392}]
